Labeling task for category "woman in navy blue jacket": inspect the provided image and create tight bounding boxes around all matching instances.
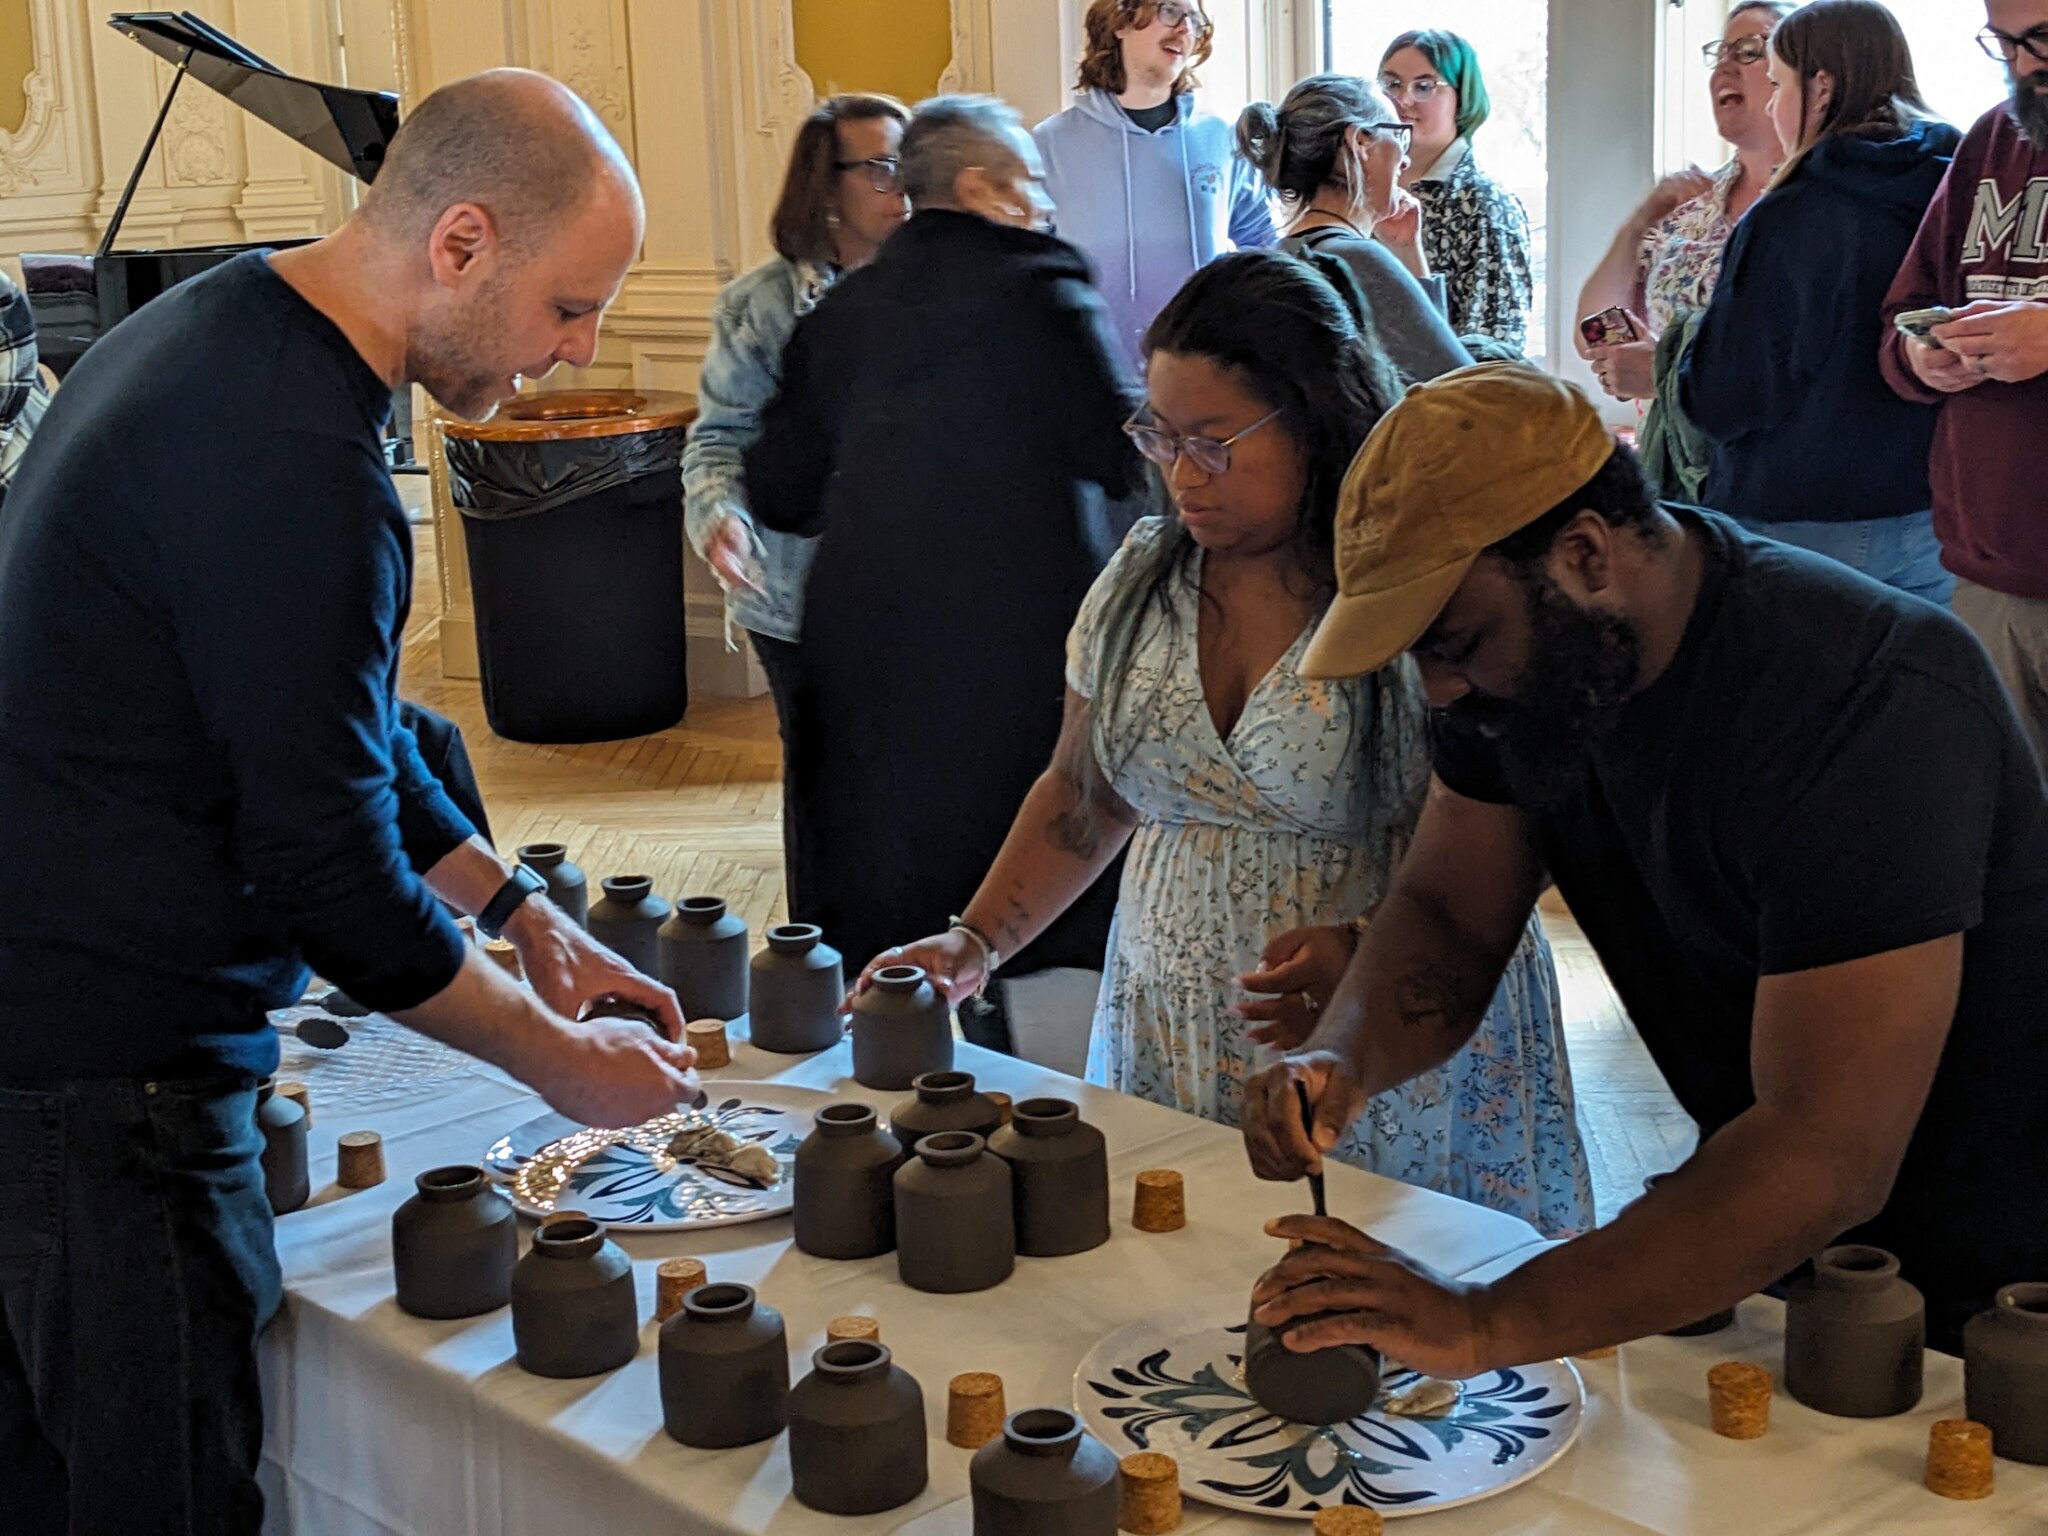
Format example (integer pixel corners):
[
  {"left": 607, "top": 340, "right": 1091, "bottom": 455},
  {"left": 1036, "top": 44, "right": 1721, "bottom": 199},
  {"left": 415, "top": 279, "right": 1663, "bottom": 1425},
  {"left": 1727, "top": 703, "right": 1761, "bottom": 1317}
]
[{"left": 1680, "top": 0, "right": 1959, "bottom": 603}]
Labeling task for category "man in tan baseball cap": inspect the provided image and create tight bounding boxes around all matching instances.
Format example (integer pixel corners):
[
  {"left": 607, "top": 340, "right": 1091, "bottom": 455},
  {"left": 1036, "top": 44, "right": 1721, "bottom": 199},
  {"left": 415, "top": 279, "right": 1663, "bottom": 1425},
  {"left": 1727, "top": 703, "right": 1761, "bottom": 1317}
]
[{"left": 1233, "top": 360, "right": 2048, "bottom": 1376}]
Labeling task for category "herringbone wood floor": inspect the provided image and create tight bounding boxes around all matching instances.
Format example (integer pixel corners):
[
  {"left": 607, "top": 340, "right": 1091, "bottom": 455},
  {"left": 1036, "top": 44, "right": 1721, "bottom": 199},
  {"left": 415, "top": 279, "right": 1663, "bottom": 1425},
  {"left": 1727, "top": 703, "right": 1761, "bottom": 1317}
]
[{"left": 405, "top": 530, "right": 1692, "bottom": 1224}]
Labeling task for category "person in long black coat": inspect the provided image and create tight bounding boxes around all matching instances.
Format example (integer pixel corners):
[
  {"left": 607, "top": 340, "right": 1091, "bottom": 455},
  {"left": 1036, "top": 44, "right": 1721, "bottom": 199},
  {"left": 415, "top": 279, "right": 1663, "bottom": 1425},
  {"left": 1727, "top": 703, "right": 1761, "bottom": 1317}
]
[{"left": 744, "top": 94, "right": 1139, "bottom": 997}]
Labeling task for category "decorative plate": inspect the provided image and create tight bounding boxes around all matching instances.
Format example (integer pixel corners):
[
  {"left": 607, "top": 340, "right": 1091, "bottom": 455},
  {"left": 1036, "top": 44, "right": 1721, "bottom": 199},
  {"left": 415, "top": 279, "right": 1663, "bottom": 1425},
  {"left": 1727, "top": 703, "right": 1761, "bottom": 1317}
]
[
  {"left": 1073, "top": 1296, "right": 1583, "bottom": 1519},
  {"left": 482, "top": 1081, "right": 834, "bottom": 1231}
]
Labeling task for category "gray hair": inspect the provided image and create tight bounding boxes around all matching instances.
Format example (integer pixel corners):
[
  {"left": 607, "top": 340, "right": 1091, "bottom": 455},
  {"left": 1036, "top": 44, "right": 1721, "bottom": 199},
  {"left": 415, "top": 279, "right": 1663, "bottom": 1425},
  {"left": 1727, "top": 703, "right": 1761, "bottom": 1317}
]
[
  {"left": 1236, "top": 73, "right": 1399, "bottom": 210},
  {"left": 901, "top": 94, "right": 1025, "bottom": 208}
]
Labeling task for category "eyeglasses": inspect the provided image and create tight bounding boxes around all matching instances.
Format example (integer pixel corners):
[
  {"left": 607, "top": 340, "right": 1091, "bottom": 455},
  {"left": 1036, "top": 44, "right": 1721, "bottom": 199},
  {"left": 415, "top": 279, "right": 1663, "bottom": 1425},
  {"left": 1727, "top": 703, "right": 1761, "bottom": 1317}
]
[
  {"left": 1154, "top": 2, "right": 1210, "bottom": 37},
  {"left": 1978, "top": 25, "right": 2048, "bottom": 66},
  {"left": 835, "top": 156, "right": 903, "bottom": 194},
  {"left": 1124, "top": 406, "right": 1283, "bottom": 475},
  {"left": 1362, "top": 121, "right": 1414, "bottom": 152},
  {"left": 1702, "top": 35, "right": 1770, "bottom": 68},
  {"left": 1377, "top": 74, "right": 1444, "bottom": 103}
]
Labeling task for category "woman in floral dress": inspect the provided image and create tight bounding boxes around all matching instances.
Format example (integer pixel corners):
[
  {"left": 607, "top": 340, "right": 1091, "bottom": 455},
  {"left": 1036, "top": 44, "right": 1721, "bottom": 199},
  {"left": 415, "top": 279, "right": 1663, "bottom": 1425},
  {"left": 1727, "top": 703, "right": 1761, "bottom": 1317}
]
[{"left": 863, "top": 251, "right": 1591, "bottom": 1239}]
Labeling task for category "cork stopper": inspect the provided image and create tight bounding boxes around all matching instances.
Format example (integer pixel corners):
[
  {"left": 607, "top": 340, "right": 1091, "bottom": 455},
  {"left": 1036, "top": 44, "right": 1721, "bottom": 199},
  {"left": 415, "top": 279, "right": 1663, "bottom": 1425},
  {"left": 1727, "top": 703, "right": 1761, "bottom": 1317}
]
[
  {"left": 1706, "top": 1361, "right": 1772, "bottom": 1439},
  {"left": 654, "top": 1257, "right": 708, "bottom": 1322},
  {"left": 1311, "top": 1509, "right": 1384, "bottom": 1536},
  {"left": 1117, "top": 1451, "right": 1182, "bottom": 1534},
  {"left": 483, "top": 938, "right": 523, "bottom": 979},
  {"left": 276, "top": 1081, "right": 311, "bottom": 1125},
  {"left": 539, "top": 1208, "right": 589, "bottom": 1227},
  {"left": 826, "top": 1315, "right": 881, "bottom": 1344},
  {"left": 946, "top": 1371, "right": 1006, "bottom": 1448},
  {"left": 1132, "top": 1169, "right": 1186, "bottom": 1232},
  {"left": 1925, "top": 1419, "right": 1993, "bottom": 1500},
  {"left": 336, "top": 1130, "right": 386, "bottom": 1189},
  {"left": 1573, "top": 1346, "right": 1618, "bottom": 1360},
  {"left": 684, "top": 1019, "right": 731, "bottom": 1069},
  {"left": 985, "top": 1091, "right": 1013, "bottom": 1126}
]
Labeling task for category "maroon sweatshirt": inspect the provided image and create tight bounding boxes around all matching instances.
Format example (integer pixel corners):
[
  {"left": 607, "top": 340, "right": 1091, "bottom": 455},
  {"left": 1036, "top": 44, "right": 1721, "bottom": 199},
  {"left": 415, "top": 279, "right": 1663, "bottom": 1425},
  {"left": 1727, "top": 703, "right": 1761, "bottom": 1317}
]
[{"left": 1880, "top": 104, "right": 2048, "bottom": 598}]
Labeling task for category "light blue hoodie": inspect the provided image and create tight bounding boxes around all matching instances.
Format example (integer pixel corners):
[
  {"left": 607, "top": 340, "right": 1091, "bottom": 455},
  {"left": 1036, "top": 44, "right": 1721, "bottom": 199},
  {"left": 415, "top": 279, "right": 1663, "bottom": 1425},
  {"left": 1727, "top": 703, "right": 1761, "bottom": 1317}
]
[{"left": 1033, "top": 89, "right": 1275, "bottom": 376}]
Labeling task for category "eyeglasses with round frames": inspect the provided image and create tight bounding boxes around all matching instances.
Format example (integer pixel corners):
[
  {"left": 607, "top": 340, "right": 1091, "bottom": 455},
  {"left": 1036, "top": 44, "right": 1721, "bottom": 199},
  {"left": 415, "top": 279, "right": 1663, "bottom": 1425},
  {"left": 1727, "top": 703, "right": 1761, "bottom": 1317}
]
[
  {"left": 1377, "top": 74, "right": 1444, "bottom": 103},
  {"left": 1979, "top": 25, "right": 2048, "bottom": 66},
  {"left": 1362, "top": 121, "right": 1413, "bottom": 152},
  {"left": 1702, "top": 35, "right": 1770, "bottom": 68},
  {"left": 1124, "top": 406, "right": 1283, "bottom": 475},
  {"left": 1154, "top": 2, "right": 1210, "bottom": 37},
  {"left": 834, "top": 156, "right": 903, "bottom": 195}
]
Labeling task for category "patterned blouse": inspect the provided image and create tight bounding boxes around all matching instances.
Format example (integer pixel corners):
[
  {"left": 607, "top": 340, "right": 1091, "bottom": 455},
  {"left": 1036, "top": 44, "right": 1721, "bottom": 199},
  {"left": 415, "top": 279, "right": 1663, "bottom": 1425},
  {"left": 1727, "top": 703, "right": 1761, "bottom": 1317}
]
[
  {"left": 1412, "top": 139, "right": 1535, "bottom": 352},
  {"left": 1638, "top": 159, "right": 1743, "bottom": 337}
]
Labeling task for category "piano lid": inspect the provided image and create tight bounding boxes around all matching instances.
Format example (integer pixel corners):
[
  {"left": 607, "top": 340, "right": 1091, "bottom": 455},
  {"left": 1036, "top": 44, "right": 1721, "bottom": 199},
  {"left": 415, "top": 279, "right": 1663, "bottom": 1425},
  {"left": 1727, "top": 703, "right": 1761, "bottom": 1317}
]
[{"left": 110, "top": 11, "right": 400, "bottom": 184}]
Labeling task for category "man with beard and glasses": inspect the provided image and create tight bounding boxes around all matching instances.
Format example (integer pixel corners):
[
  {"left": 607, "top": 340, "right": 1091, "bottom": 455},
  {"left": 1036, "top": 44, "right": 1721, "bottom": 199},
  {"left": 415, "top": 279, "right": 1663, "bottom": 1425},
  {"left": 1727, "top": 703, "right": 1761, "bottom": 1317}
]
[
  {"left": 0, "top": 71, "right": 701, "bottom": 1532},
  {"left": 1881, "top": 0, "right": 2048, "bottom": 763},
  {"left": 1235, "top": 362, "right": 2048, "bottom": 1371}
]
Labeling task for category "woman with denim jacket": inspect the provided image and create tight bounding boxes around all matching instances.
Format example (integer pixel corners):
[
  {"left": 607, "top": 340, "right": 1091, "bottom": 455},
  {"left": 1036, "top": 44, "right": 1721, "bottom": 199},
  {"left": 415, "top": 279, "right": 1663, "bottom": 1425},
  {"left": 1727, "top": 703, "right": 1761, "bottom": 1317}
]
[{"left": 682, "top": 94, "right": 907, "bottom": 909}]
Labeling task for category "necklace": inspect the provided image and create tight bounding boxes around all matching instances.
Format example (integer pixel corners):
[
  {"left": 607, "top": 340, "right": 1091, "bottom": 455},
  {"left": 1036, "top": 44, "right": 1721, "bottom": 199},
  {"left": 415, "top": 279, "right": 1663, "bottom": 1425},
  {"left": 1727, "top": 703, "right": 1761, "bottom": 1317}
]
[{"left": 1292, "top": 208, "right": 1366, "bottom": 239}]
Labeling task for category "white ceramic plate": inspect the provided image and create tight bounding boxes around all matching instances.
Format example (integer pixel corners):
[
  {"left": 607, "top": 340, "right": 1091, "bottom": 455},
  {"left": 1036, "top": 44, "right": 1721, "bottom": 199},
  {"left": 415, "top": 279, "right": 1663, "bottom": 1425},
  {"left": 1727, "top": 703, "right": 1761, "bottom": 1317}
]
[
  {"left": 482, "top": 1081, "right": 838, "bottom": 1231},
  {"left": 1073, "top": 1295, "right": 1583, "bottom": 1520}
]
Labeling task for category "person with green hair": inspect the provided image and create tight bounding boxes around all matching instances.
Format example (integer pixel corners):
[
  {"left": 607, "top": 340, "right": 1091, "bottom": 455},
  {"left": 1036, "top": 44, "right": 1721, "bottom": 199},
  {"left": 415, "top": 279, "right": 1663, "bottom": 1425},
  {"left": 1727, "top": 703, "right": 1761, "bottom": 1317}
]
[{"left": 1379, "top": 28, "right": 1533, "bottom": 350}]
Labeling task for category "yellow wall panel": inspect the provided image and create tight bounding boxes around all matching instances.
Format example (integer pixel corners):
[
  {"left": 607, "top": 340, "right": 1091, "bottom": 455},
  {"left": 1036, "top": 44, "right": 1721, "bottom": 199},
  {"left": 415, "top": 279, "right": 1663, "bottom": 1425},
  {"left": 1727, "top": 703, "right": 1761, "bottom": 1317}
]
[
  {"left": 0, "top": 0, "right": 33, "bottom": 133},
  {"left": 792, "top": 0, "right": 953, "bottom": 106}
]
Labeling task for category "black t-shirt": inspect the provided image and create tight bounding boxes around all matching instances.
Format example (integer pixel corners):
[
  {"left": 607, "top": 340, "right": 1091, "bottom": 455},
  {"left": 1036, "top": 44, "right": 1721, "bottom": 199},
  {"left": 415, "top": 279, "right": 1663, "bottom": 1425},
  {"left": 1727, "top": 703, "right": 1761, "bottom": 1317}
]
[
  {"left": 1120, "top": 99, "right": 1179, "bottom": 133},
  {"left": 1435, "top": 508, "right": 2048, "bottom": 1350}
]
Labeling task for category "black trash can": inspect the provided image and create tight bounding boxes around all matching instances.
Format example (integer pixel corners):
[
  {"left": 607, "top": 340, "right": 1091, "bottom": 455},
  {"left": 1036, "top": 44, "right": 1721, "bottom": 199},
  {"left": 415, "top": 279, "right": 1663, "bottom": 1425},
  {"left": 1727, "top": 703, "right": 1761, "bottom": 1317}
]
[{"left": 444, "top": 390, "right": 695, "bottom": 744}]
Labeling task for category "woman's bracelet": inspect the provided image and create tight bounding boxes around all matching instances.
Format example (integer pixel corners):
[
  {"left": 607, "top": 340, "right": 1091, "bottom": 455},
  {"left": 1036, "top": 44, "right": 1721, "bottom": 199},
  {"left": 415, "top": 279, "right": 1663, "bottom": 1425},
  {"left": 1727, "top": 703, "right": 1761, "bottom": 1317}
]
[{"left": 948, "top": 915, "right": 1001, "bottom": 998}]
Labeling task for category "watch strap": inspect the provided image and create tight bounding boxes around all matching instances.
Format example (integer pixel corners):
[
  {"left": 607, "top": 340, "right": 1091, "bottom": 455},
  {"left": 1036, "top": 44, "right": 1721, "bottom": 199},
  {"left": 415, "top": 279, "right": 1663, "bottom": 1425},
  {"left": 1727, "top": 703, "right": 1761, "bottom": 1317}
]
[{"left": 477, "top": 863, "right": 548, "bottom": 940}]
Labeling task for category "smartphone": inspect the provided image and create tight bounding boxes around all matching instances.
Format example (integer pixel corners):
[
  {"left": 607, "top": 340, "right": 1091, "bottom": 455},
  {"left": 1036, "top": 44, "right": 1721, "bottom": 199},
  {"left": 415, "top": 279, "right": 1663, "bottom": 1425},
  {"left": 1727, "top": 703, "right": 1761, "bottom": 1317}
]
[
  {"left": 1894, "top": 306, "right": 1955, "bottom": 342},
  {"left": 1578, "top": 307, "right": 1639, "bottom": 348}
]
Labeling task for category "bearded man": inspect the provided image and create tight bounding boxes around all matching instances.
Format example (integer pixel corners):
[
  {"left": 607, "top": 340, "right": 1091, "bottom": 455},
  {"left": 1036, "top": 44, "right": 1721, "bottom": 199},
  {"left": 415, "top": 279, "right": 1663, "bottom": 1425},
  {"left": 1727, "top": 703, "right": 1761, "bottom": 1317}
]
[
  {"left": 0, "top": 71, "right": 698, "bottom": 1531},
  {"left": 1237, "top": 363, "right": 2048, "bottom": 1369},
  {"left": 1881, "top": 0, "right": 2048, "bottom": 761}
]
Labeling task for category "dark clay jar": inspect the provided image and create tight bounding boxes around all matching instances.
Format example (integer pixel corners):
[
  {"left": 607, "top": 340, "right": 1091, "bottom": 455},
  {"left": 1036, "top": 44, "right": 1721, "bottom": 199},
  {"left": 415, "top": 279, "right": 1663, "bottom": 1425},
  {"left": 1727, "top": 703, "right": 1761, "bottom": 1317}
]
[
  {"left": 658, "top": 1282, "right": 790, "bottom": 1448},
  {"left": 850, "top": 964, "right": 954, "bottom": 1090},
  {"left": 891, "top": 1070, "right": 1003, "bottom": 1145},
  {"left": 748, "top": 924, "right": 845, "bottom": 1054},
  {"left": 256, "top": 1078, "right": 310, "bottom": 1216},
  {"left": 794, "top": 1103, "right": 904, "bottom": 1260},
  {"left": 516, "top": 841, "right": 589, "bottom": 928},
  {"left": 587, "top": 874, "right": 667, "bottom": 976},
  {"left": 894, "top": 1132, "right": 1015, "bottom": 1294},
  {"left": 509, "top": 1218, "right": 639, "bottom": 1378},
  {"left": 789, "top": 1340, "right": 929, "bottom": 1515},
  {"left": 1243, "top": 1269, "right": 1383, "bottom": 1427},
  {"left": 969, "top": 1406, "right": 1120, "bottom": 1536},
  {"left": 1965, "top": 1282, "right": 2048, "bottom": 1465},
  {"left": 1783, "top": 1244, "right": 1925, "bottom": 1418},
  {"left": 657, "top": 895, "right": 749, "bottom": 1021},
  {"left": 987, "top": 1098, "right": 1109, "bottom": 1258},
  {"left": 391, "top": 1164, "right": 519, "bottom": 1319}
]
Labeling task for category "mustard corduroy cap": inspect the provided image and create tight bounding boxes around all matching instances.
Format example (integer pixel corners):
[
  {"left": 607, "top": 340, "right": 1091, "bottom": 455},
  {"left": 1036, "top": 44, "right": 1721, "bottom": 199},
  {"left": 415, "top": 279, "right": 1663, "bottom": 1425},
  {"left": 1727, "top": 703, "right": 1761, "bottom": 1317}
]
[{"left": 1301, "top": 362, "right": 1616, "bottom": 679}]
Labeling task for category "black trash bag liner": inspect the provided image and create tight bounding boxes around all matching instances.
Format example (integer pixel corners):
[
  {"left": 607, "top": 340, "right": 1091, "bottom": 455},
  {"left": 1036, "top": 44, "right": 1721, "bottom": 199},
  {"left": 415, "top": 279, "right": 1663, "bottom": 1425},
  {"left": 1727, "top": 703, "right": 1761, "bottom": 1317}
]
[{"left": 447, "top": 425, "right": 688, "bottom": 520}]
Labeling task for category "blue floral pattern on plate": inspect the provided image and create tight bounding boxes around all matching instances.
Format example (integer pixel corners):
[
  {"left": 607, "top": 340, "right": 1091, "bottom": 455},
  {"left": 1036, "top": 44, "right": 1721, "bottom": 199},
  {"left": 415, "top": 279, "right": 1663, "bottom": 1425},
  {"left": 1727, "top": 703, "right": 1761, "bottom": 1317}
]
[
  {"left": 481, "top": 1082, "right": 832, "bottom": 1231},
  {"left": 1073, "top": 1296, "right": 1583, "bottom": 1519}
]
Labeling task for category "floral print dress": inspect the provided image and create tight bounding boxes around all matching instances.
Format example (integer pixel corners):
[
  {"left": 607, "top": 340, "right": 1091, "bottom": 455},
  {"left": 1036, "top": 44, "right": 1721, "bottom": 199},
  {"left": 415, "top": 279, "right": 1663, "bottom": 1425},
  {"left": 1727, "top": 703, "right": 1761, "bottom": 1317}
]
[
  {"left": 1640, "top": 159, "right": 1743, "bottom": 337},
  {"left": 1069, "top": 523, "right": 1593, "bottom": 1239}
]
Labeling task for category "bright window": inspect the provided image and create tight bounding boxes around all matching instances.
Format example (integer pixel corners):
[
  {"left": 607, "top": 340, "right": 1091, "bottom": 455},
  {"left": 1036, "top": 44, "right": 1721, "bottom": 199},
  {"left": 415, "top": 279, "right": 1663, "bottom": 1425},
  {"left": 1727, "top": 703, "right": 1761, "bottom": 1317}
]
[
  {"left": 1890, "top": 0, "right": 2006, "bottom": 131},
  {"left": 1325, "top": 1, "right": 1549, "bottom": 364}
]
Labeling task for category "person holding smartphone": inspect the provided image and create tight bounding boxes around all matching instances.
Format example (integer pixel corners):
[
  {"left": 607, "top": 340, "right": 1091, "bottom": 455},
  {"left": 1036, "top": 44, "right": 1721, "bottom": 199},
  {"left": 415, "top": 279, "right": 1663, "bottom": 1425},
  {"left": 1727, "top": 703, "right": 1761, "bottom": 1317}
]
[
  {"left": 1879, "top": 0, "right": 2048, "bottom": 762},
  {"left": 1574, "top": 2, "right": 1793, "bottom": 405}
]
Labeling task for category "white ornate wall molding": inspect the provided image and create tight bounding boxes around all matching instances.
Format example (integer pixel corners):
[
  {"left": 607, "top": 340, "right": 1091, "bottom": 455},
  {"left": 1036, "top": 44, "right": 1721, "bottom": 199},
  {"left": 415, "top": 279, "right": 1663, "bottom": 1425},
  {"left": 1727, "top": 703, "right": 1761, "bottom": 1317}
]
[
  {"left": 0, "top": 0, "right": 102, "bottom": 251},
  {"left": 938, "top": 0, "right": 997, "bottom": 95},
  {"left": 229, "top": 0, "right": 346, "bottom": 241},
  {"left": 527, "top": 0, "right": 636, "bottom": 158}
]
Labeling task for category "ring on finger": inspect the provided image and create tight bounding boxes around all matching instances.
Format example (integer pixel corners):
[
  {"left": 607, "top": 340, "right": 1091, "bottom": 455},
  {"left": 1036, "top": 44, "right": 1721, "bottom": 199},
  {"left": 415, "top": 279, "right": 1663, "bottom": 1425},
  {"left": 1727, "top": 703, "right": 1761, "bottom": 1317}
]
[{"left": 1298, "top": 990, "right": 1320, "bottom": 1014}]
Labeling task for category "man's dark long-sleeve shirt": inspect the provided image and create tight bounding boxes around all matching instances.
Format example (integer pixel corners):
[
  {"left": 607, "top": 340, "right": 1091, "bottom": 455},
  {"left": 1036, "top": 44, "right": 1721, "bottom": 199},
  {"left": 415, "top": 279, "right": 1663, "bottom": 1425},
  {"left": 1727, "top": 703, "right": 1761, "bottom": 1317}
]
[{"left": 0, "top": 253, "right": 471, "bottom": 1083}]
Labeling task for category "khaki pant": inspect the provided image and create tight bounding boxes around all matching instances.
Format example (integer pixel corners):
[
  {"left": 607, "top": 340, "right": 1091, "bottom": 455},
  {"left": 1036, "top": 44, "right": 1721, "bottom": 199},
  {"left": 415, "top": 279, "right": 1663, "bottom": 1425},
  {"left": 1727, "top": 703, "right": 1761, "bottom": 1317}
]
[{"left": 1954, "top": 577, "right": 2048, "bottom": 770}]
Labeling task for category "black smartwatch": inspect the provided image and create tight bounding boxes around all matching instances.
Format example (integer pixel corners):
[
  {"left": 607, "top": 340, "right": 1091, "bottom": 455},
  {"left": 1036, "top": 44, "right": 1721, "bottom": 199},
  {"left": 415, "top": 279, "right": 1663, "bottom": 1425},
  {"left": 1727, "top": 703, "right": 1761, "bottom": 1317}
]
[{"left": 477, "top": 863, "right": 548, "bottom": 940}]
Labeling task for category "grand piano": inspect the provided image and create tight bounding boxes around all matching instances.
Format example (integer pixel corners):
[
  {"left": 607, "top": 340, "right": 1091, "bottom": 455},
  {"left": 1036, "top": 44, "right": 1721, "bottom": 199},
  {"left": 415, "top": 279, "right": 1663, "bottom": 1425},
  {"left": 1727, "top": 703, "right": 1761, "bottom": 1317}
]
[{"left": 22, "top": 11, "right": 398, "bottom": 382}]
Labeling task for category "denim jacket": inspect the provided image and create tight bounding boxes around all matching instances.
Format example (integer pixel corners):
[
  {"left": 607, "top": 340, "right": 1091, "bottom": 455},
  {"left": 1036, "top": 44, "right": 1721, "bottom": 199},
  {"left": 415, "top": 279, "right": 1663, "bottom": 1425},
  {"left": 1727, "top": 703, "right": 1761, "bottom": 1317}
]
[{"left": 682, "top": 256, "right": 835, "bottom": 641}]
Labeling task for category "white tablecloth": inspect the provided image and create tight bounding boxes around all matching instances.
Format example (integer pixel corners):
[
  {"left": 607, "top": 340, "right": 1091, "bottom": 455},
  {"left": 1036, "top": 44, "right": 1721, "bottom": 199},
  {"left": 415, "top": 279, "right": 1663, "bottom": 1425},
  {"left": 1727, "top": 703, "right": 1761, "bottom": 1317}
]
[{"left": 258, "top": 1028, "right": 2048, "bottom": 1535}]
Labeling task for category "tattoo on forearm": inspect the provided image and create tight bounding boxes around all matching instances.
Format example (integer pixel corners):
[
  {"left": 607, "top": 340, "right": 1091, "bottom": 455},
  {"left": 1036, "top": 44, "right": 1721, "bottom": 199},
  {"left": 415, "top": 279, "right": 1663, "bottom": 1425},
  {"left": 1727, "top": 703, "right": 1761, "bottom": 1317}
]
[
  {"left": 997, "top": 889, "right": 1032, "bottom": 953},
  {"left": 1392, "top": 962, "right": 1496, "bottom": 1038},
  {"left": 1046, "top": 803, "right": 1103, "bottom": 859}
]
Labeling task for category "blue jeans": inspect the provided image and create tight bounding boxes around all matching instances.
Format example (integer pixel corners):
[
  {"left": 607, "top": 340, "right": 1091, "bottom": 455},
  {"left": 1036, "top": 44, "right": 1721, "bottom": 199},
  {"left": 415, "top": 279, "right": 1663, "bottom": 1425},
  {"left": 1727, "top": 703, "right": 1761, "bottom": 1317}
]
[
  {"left": 0, "top": 1074, "right": 281, "bottom": 1534},
  {"left": 1738, "top": 511, "right": 1954, "bottom": 608}
]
